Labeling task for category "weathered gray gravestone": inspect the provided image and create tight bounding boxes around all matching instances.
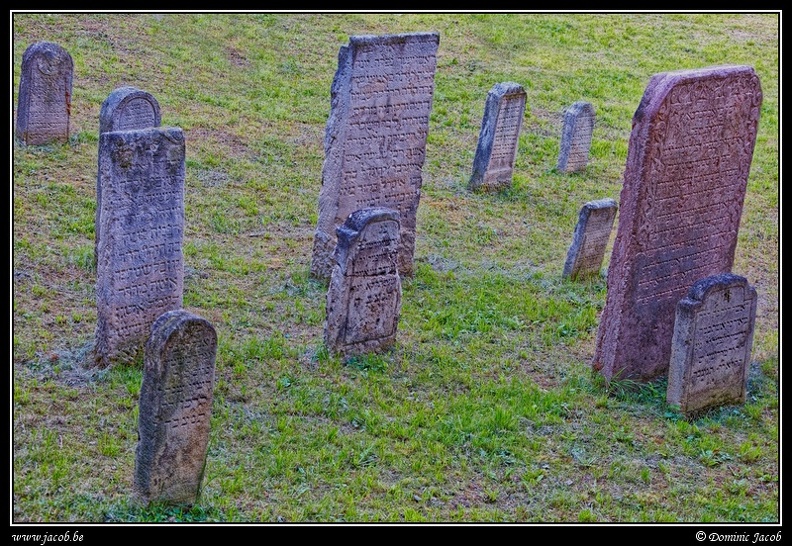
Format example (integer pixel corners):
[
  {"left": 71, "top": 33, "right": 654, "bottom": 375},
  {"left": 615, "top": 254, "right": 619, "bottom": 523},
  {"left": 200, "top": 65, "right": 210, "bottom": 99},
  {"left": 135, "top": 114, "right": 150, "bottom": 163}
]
[
  {"left": 99, "top": 86, "right": 161, "bottom": 134},
  {"left": 469, "top": 82, "right": 527, "bottom": 192},
  {"left": 94, "top": 127, "right": 185, "bottom": 368},
  {"left": 134, "top": 310, "right": 217, "bottom": 506},
  {"left": 666, "top": 274, "right": 757, "bottom": 416},
  {"left": 96, "top": 87, "right": 163, "bottom": 267},
  {"left": 557, "top": 101, "right": 595, "bottom": 172},
  {"left": 593, "top": 65, "right": 762, "bottom": 383},
  {"left": 325, "top": 208, "right": 402, "bottom": 358},
  {"left": 562, "top": 198, "right": 617, "bottom": 281},
  {"left": 310, "top": 32, "right": 440, "bottom": 281},
  {"left": 15, "top": 41, "right": 74, "bottom": 146}
]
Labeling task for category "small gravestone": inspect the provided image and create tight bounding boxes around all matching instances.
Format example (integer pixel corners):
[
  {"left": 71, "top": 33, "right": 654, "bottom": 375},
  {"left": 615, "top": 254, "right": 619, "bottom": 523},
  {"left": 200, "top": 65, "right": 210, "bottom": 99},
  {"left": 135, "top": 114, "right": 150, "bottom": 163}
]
[
  {"left": 99, "top": 86, "right": 161, "bottom": 134},
  {"left": 325, "top": 208, "right": 402, "bottom": 358},
  {"left": 563, "top": 198, "right": 617, "bottom": 281},
  {"left": 96, "top": 87, "right": 163, "bottom": 267},
  {"left": 94, "top": 127, "right": 185, "bottom": 368},
  {"left": 468, "top": 82, "right": 527, "bottom": 192},
  {"left": 311, "top": 32, "right": 440, "bottom": 281},
  {"left": 593, "top": 65, "right": 762, "bottom": 383},
  {"left": 666, "top": 274, "right": 757, "bottom": 416},
  {"left": 134, "top": 310, "right": 217, "bottom": 506},
  {"left": 557, "top": 101, "right": 595, "bottom": 172},
  {"left": 15, "top": 41, "right": 74, "bottom": 146}
]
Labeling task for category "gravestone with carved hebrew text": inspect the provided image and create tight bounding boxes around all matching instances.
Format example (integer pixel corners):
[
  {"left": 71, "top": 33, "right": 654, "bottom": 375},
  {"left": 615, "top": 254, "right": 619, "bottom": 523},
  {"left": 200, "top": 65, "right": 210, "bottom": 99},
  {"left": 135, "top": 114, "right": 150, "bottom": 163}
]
[
  {"left": 469, "top": 82, "right": 526, "bottom": 192},
  {"left": 311, "top": 32, "right": 439, "bottom": 281},
  {"left": 563, "top": 198, "right": 617, "bottom": 281},
  {"left": 557, "top": 101, "right": 595, "bottom": 172},
  {"left": 15, "top": 41, "right": 73, "bottom": 146},
  {"left": 325, "top": 208, "right": 402, "bottom": 358},
  {"left": 94, "top": 126, "right": 185, "bottom": 368},
  {"left": 134, "top": 310, "right": 217, "bottom": 506},
  {"left": 593, "top": 65, "right": 762, "bottom": 383},
  {"left": 666, "top": 274, "right": 756, "bottom": 416},
  {"left": 96, "top": 87, "right": 163, "bottom": 267}
]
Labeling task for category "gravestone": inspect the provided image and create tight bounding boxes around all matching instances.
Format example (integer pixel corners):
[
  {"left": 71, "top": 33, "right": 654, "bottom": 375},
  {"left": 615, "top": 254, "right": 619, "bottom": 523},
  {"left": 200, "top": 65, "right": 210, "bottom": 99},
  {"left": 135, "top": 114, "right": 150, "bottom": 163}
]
[
  {"left": 15, "top": 41, "right": 74, "bottom": 146},
  {"left": 310, "top": 32, "right": 440, "bottom": 281},
  {"left": 666, "top": 274, "right": 757, "bottom": 416},
  {"left": 325, "top": 208, "right": 402, "bottom": 358},
  {"left": 134, "top": 310, "right": 217, "bottom": 506},
  {"left": 593, "top": 65, "right": 762, "bottom": 383},
  {"left": 99, "top": 86, "right": 161, "bottom": 134},
  {"left": 469, "top": 82, "right": 527, "bottom": 192},
  {"left": 96, "top": 87, "right": 162, "bottom": 267},
  {"left": 94, "top": 127, "right": 185, "bottom": 368},
  {"left": 557, "top": 101, "right": 595, "bottom": 172},
  {"left": 562, "top": 198, "right": 617, "bottom": 281}
]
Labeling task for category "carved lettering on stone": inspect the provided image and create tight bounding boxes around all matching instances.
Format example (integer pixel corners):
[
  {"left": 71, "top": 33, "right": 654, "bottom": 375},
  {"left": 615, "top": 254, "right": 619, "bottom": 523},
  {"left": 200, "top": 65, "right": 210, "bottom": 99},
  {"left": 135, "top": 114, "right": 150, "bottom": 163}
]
[
  {"left": 15, "top": 41, "right": 74, "bottom": 146},
  {"left": 94, "top": 127, "right": 185, "bottom": 368},
  {"left": 469, "top": 82, "right": 527, "bottom": 192},
  {"left": 593, "top": 65, "right": 762, "bottom": 382},
  {"left": 311, "top": 32, "right": 440, "bottom": 280},
  {"left": 325, "top": 208, "right": 402, "bottom": 357},
  {"left": 666, "top": 274, "right": 757, "bottom": 415},
  {"left": 557, "top": 101, "right": 595, "bottom": 172},
  {"left": 134, "top": 310, "right": 217, "bottom": 506},
  {"left": 563, "top": 198, "right": 617, "bottom": 281}
]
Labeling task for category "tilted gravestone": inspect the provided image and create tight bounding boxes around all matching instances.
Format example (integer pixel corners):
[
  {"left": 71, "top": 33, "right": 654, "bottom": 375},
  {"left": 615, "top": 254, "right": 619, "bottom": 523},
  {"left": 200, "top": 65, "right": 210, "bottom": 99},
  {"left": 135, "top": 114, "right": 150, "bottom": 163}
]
[
  {"left": 310, "top": 32, "right": 440, "bottom": 281},
  {"left": 593, "top": 65, "right": 762, "bottom": 383},
  {"left": 134, "top": 310, "right": 217, "bottom": 506},
  {"left": 94, "top": 127, "right": 185, "bottom": 368},
  {"left": 557, "top": 101, "right": 595, "bottom": 173},
  {"left": 468, "top": 82, "right": 527, "bottom": 192},
  {"left": 325, "top": 208, "right": 402, "bottom": 358},
  {"left": 562, "top": 198, "right": 617, "bottom": 281},
  {"left": 96, "top": 87, "right": 162, "bottom": 267},
  {"left": 99, "top": 86, "right": 161, "bottom": 134},
  {"left": 15, "top": 41, "right": 74, "bottom": 146},
  {"left": 666, "top": 274, "right": 757, "bottom": 416}
]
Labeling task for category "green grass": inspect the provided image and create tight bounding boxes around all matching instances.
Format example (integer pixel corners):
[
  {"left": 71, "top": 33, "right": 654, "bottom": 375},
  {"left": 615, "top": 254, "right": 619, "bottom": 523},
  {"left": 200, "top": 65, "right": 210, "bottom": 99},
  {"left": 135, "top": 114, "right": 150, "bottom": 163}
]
[{"left": 12, "top": 12, "right": 779, "bottom": 523}]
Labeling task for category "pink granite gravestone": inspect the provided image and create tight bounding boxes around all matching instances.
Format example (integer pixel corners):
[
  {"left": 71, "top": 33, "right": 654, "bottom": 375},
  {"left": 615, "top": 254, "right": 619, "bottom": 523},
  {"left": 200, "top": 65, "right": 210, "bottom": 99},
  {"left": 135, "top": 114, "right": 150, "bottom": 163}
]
[
  {"left": 311, "top": 32, "right": 439, "bottom": 281},
  {"left": 593, "top": 65, "right": 762, "bottom": 383}
]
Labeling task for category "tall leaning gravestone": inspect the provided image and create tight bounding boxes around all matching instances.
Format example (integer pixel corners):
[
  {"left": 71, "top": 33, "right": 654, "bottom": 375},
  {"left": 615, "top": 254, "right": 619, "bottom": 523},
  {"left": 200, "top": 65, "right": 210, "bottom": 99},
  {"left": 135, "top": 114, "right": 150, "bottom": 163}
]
[
  {"left": 468, "top": 82, "right": 527, "bottom": 192},
  {"left": 15, "top": 41, "right": 74, "bottom": 146},
  {"left": 666, "top": 273, "right": 757, "bottom": 416},
  {"left": 310, "top": 32, "right": 440, "bottom": 281},
  {"left": 593, "top": 65, "right": 762, "bottom": 383},
  {"left": 94, "top": 127, "right": 185, "bottom": 368},
  {"left": 134, "top": 310, "right": 217, "bottom": 506}
]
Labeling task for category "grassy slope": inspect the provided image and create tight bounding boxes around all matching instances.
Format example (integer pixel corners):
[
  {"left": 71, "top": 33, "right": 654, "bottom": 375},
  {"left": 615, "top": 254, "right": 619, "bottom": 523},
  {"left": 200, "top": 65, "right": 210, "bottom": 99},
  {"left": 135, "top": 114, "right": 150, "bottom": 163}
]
[{"left": 11, "top": 12, "right": 779, "bottom": 523}]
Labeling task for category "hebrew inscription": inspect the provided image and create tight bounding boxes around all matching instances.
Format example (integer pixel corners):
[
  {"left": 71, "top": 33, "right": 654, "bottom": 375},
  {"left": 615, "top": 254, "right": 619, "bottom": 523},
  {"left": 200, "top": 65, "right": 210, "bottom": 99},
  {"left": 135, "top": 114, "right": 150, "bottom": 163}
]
[
  {"left": 325, "top": 208, "right": 402, "bottom": 357},
  {"left": 557, "top": 101, "right": 595, "bottom": 172},
  {"left": 15, "top": 41, "right": 74, "bottom": 146},
  {"left": 469, "top": 82, "right": 527, "bottom": 192},
  {"left": 99, "top": 86, "right": 161, "bottom": 134},
  {"left": 134, "top": 310, "right": 217, "bottom": 506},
  {"left": 562, "top": 198, "right": 617, "bottom": 281},
  {"left": 666, "top": 274, "right": 756, "bottom": 415},
  {"left": 311, "top": 32, "right": 439, "bottom": 280},
  {"left": 94, "top": 127, "right": 185, "bottom": 368},
  {"left": 593, "top": 65, "right": 762, "bottom": 382}
]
